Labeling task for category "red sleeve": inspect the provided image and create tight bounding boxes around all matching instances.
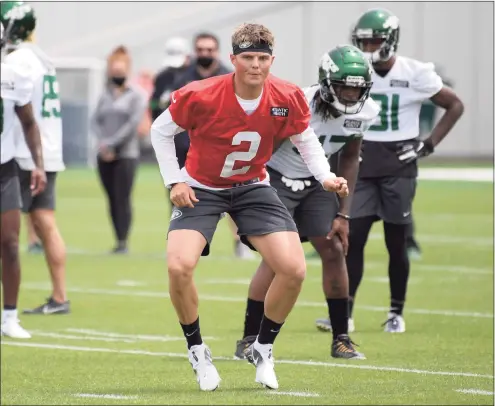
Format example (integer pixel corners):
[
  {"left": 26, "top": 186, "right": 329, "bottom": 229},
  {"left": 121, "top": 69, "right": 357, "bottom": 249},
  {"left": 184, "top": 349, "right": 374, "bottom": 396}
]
[
  {"left": 168, "top": 84, "right": 197, "bottom": 130},
  {"left": 286, "top": 87, "right": 311, "bottom": 136}
]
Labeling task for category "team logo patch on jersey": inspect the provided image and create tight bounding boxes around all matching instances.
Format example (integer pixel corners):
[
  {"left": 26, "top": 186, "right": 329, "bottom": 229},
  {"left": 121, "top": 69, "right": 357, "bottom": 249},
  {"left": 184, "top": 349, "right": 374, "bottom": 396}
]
[
  {"left": 343, "top": 119, "right": 362, "bottom": 129},
  {"left": 171, "top": 209, "right": 183, "bottom": 221},
  {"left": 1, "top": 81, "right": 15, "bottom": 91},
  {"left": 390, "top": 79, "right": 409, "bottom": 88},
  {"left": 270, "top": 107, "right": 289, "bottom": 117}
]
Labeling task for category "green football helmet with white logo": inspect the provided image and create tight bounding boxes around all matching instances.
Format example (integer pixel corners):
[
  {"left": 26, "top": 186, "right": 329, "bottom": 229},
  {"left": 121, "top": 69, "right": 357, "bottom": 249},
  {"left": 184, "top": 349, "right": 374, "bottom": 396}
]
[
  {"left": 318, "top": 45, "right": 373, "bottom": 114},
  {"left": 1, "top": 1, "right": 36, "bottom": 45},
  {"left": 351, "top": 8, "right": 400, "bottom": 63}
]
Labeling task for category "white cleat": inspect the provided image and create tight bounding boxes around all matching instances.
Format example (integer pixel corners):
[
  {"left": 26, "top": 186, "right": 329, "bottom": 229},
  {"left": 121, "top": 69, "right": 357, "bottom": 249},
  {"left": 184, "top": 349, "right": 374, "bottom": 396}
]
[
  {"left": 188, "top": 343, "right": 221, "bottom": 391},
  {"left": 383, "top": 313, "right": 406, "bottom": 333},
  {"left": 246, "top": 339, "right": 278, "bottom": 390},
  {"left": 1, "top": 319, "right": 31, "bottom": 339}
]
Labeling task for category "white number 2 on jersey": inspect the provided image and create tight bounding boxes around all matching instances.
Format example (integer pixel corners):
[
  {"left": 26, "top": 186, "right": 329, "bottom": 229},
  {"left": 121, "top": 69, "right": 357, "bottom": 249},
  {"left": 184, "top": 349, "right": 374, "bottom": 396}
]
[{"left": 220, "top": 131, "right": 261, "bottom": 178}]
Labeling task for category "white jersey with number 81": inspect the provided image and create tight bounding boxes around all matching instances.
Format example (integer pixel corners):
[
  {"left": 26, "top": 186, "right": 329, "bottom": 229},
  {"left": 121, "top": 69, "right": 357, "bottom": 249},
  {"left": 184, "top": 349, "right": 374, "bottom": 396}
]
[{"left": 364, "top": 55, "right": 443, "bottom": 142}]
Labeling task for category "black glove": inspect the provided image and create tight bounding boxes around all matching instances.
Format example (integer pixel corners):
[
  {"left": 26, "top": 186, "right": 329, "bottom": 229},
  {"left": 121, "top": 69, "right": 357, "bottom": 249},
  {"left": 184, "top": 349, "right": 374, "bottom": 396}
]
[{"left": 397, "top": 139, "right": 434, "bottom": 164}]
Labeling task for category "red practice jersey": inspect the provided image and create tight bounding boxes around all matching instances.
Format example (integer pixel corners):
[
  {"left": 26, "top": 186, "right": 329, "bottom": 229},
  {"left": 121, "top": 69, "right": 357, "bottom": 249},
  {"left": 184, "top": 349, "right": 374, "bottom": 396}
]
[{"left": 168, "top": 73, "right": 310, "bottom": 188}]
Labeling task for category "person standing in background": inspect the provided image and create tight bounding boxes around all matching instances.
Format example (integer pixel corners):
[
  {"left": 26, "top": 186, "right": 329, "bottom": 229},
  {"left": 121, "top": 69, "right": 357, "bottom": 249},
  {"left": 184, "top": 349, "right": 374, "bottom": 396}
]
[
  {"left": 91, "top": 46, "right": 147, "bottom": 254},
  {"left": 171, "top": 32, "right": 254, "bottom": 259},
  {"left": 150, "top": 37, "right": 190, "bottom": 122}
]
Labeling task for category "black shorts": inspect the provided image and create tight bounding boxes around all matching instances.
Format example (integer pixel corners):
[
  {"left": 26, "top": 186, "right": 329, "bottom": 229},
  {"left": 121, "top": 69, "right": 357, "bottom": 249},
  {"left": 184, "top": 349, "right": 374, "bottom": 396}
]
[
  {"left": 350, "top": 176, "right": 417, "bottom": 224},
  {"left": 18, "top": 168, "right": 57, "bottom": 213},
  {"left": 0, "top": 159, "right": 22, "bottom": 213},
  {"left": 268, "top": 166, "right": 338, "bottom": 241},
  {"left": 168, "top": 183, "right": 297, "bottom": 256}
]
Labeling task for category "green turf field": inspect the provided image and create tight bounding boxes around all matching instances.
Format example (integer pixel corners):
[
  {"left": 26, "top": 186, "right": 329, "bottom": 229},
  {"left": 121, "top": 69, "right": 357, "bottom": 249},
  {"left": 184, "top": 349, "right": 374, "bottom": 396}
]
[{"left": 1, "top": 165, "right": 494, "bottom": 405}]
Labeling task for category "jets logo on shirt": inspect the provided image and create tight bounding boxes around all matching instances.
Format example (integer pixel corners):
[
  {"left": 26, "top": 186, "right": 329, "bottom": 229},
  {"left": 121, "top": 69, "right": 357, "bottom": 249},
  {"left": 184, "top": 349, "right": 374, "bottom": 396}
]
[
  {"left": 343, "top": 119, "right": 362, "bottom": 129},
  {"left": 390, "top": 79, "right": 409, "bottom": 88},
  {"left": 171, "top": 209, "right": 182, "bottom": 220},
  {"left": 270, "top": 107, "right": 289, "bottom": 117}
]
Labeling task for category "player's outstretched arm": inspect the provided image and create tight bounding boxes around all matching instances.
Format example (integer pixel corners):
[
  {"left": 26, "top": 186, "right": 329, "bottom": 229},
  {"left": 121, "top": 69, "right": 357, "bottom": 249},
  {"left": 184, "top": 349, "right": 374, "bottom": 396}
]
[
  {"left": 290, "top": 127, "right": 349, "bottom": 197},
  {"left": 15, "top": 102, "right": 46, "bottom": 195}
]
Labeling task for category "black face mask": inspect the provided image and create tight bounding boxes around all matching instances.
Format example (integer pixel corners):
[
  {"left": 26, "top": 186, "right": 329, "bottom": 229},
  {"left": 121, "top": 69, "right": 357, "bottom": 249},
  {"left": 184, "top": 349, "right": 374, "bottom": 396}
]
[
  {"left": 196, "top": 56, "right": 214, "bottom": 69},
  {"left": 111, "top": 76, "right": 126, "bottom": 87}
]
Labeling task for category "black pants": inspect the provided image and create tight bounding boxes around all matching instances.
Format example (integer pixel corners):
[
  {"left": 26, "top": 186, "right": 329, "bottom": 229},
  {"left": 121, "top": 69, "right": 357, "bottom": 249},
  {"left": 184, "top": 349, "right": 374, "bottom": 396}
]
[{"left": 97, "top": 158, "right": 137, "bottom": 243}]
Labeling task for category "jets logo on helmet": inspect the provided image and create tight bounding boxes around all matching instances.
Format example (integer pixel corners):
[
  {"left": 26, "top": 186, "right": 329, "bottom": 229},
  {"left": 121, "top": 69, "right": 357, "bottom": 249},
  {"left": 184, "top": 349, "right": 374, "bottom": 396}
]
[
  {"left": 320, "top": 53, "right": 340, "bottom": 75},
  {"left": 0, "top": 1, "right": 36, "bottom": 46},
  {"left": 318, "top": 45, "right": 373, "bottom": 115},
  {"left": 351, "top": 8, "right": 400, "bottom": 64}
]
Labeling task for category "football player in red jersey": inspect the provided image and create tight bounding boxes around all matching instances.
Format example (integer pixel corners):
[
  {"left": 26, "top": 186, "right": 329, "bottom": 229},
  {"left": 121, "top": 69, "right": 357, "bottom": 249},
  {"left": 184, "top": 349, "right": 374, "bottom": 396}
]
[{"left": 151, "top": 23, "right": 347, "bottom": 392}]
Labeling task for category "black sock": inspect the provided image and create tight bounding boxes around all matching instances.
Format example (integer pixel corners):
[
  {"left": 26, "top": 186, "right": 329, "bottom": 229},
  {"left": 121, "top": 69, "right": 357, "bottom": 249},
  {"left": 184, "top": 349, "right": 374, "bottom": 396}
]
[
  {"left": 327, "top": 298, "right": 349, "bottom": 339},
  {"left": 347, "top": 216, "right": 375, "bottom": 300},
  {"left": 180, "top": 317, "right": 202, "bottom": 349},
  {"left": 257, "top": 315, "right": 284, "bottom": 345},
  {"left": 348, "top": 298, "right": 355, "bottom": 318},
  {"left": 243, "top": 298, "right": 264, "bottom": 338},
  {"left": 3, "top": 305, "right": 16, "bottom": 311},
  {"left": 384, "top": 222, "right": 410, "bottom": 317},
  {"left": 390, "top": 299, "right": 404, "bottom": 316}
]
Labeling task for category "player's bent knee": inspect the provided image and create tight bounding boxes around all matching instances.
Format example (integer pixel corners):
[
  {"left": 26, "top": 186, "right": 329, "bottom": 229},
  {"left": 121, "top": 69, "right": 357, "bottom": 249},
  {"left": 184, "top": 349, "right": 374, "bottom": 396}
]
[
  {"left": 1, "top": 238, "right": 19, "bottom": 264},
  {"left": 318, "top": 237, "right": 345, "bottom": 265},
  {"left": 284, "top": 263, "right": 306, "bottom": 288},
  {"left": 167, "top": 254, "right": 197, "bottom": 283}
]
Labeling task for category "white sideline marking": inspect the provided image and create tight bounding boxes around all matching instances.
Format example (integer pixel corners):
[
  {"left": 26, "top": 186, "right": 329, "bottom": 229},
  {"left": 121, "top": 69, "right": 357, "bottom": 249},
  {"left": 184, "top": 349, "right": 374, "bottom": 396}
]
[
  {"left": 456, "top": 389, "right": 494, "bottom": 395},
  {"left": 269, "top": 391, "right": 320, "bottom": 397},
  {"left": 75, "top": 393, "right": 137, "bottom": 400},
  {"left": 65, "top": 328, "right": 216, "bottom": 342},
  {"left": 2, "top": 341, "right": 493, "bottom": 379},
  {"left": 22, "top": 284, "right": 494, "bottom": 319},
  {"left": 30, "top": 331, "right": 135, "bottom": 343},
  {"left": 418, "top": 168, "right": 493, "bottom": 182},
  {"left": 116, "top": 280, "right": 146, "bottom": 287}
]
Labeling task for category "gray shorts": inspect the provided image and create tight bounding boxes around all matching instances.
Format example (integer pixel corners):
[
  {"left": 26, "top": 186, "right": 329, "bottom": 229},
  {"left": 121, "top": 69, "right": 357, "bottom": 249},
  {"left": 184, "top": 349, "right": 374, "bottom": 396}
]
[
  {"left": 350, "top": 176, "right": 417, "bottom": 224},
  {"left": 18, "top": 168, "right": 57, "bottom": 213},
  {"left": 268, "top": 166, "right": 338, "bottom": 241},
  {"left": 168, "top": 183, "right": 297, "bottom": 256},
  {"left": 0, "top": 159, "right": 22, "bottom": 214}
]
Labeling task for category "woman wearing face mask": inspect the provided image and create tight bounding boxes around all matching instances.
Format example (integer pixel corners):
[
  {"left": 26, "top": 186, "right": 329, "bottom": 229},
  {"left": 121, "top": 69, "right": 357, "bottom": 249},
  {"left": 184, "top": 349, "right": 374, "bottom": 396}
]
[{"left": 91, "top": 45, "right": 147, "bottom": 254}]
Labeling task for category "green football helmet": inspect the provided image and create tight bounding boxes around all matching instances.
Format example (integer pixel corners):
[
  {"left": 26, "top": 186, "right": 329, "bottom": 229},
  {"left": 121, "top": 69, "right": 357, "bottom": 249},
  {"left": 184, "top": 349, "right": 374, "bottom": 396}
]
[
  {"left": 1, "top": 2, "right": 36, "bottom": 45},
  {"left": 318, "top": 45, "right": 373, "bottom": 114},
  {"left": 351, "top": 8, "right": 400, "bottom": 63}
]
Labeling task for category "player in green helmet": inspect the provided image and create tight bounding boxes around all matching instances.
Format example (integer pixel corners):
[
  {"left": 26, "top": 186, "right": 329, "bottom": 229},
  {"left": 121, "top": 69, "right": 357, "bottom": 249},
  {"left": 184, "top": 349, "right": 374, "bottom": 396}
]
[
  {"left": 234, "top": 45, "right": 380, "bottom": 361},
  {"left": 315, "top": 9, "right": 464, "bottom": 335}
]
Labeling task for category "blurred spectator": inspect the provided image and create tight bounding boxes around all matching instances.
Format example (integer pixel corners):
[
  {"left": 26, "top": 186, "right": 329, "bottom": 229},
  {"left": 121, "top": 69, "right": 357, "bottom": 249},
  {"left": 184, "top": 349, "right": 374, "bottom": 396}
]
[
  {"left": 150, "top": 37, "right": 190, "bottom": 122},
  {"left": 91, "top": 45, "right": 147, "bottom": 254}
]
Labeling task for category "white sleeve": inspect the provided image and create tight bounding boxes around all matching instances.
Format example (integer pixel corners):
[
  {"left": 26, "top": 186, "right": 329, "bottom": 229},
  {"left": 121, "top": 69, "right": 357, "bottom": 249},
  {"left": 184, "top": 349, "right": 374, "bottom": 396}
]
[
  {"left": 150, "top": 109, "right": 187, "bottom": 187},
  {"left": 290, "top": 126, "right": 336, "bottom": 184},
  {"left": 411, "top": 62, "right": 443, "bottom": 99}
]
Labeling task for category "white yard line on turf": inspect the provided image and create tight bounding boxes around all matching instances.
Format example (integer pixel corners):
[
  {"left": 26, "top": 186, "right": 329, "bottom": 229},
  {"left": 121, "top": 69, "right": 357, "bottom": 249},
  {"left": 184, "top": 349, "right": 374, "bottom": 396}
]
[
  {"left": 64, "top": 328, "right": 217, "bottom": 342},
  {"left": 74, "top": 393, "right": 138, "bottom": 400},
  {"left": 22, "top": 284, "right": 494, "bottom": 319},
  {"left": 269, "top": 391, "right": 320, "bottom": 397},
  {"left": 2, "top": 341, "right": 493, "bottom": 379},
  {"left": 455, "top": 389, "right": 494, "bottom": 395}
]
